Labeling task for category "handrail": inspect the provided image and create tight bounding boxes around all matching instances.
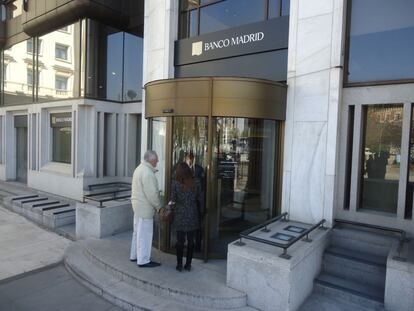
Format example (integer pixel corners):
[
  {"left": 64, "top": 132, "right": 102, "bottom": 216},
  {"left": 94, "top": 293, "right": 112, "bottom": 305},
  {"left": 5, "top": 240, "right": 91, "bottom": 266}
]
[
  {"left": 334, "top": 219, "right": 408, "bottom": 262},
  {"left": 236, "top": 213, "right": 327, "bottom": 260},
  {"left": 87, "top": 182, "right": 131, "bottom": 191}
]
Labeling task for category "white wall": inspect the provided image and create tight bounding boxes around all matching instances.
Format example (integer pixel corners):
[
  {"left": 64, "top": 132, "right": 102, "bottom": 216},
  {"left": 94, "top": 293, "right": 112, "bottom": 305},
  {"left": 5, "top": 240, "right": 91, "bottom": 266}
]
[{"left": 282, "top": 0, "right": 347, "bottom": 225}]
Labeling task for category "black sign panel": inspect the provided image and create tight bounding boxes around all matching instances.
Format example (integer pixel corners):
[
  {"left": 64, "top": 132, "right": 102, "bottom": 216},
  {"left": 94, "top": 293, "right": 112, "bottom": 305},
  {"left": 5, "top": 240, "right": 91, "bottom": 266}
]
[
  {"left": 175, "top": 17, "right": 289, "bottom": 66},
  {"left": 50, "top": 112, "right": 72, "bottom": 128}
]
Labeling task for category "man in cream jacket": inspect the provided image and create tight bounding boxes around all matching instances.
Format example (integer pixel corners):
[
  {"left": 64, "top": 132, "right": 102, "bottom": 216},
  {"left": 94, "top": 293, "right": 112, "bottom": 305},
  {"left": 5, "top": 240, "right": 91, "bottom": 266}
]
[{"left": 130, "top": 150, "right": 162, "bottom": 267}]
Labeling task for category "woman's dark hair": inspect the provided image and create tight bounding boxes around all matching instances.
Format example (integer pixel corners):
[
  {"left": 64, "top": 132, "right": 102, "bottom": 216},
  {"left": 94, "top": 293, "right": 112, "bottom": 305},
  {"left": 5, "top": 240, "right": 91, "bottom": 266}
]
[{"left": 175, "top": 162, "right": 194, "bottom": 188}]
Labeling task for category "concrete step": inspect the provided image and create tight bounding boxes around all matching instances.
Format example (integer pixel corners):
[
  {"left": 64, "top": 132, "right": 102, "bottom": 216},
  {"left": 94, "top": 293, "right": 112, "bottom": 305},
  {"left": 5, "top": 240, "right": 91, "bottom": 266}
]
[
  {"left": 64, "top": 243, "right": 254, "bottom": 311},
  {"left": 44, "top": 206, "right": 76, "bottom": 228},
  {"left": 323, "top": 246, "right": 386, "bottom": 287},
  {"left": 315, "top": 273, "right": 384, "bottom": 310},
  {"left": 331, "top": 226, "right": 395, "bottom": 257}
]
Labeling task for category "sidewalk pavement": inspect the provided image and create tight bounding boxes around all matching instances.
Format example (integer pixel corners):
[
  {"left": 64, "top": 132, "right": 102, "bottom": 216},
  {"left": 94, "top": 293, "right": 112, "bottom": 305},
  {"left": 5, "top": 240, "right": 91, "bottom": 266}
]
[{"left": 0, "top": 206, "right": 72, "bottom": 281}]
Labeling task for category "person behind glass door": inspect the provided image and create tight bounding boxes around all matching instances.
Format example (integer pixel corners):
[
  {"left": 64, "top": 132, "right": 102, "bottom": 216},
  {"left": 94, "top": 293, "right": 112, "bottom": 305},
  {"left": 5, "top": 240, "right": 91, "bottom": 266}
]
[
  {"left": 185, "top": 152, "right": 205, "bottom": 252},
  {"left": 130, "top": 150, "right": 162, "bottom": 268},
  {"left": 170, "top": 162, "right": 204, "bottom": 271}
]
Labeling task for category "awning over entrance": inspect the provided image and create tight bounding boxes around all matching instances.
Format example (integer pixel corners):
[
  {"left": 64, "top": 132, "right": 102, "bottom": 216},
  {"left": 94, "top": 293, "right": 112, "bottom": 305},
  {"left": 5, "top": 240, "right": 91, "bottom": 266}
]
[{"left": 144, "top": 77, "right": 287, "bottom": 120}]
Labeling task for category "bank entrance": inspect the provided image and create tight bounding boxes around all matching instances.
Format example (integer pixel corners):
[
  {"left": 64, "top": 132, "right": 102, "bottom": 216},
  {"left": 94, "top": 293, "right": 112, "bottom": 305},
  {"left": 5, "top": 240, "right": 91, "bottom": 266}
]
[{"left": 145, "top": 77, "right": 287, "bottom": 259}]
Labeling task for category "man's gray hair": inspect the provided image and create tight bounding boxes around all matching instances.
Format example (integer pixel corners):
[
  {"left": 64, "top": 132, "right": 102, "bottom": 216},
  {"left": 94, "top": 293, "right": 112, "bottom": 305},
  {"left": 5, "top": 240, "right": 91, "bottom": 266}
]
[{"left": 144, "top": 150, "right": 158, "bottom": 162}]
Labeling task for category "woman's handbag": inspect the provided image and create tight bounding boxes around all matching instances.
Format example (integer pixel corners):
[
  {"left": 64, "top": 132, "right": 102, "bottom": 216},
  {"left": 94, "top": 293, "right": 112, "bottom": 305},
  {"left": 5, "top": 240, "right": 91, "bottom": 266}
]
[{"left": 159, "top": 202, "right": 174, "bottom": 222}]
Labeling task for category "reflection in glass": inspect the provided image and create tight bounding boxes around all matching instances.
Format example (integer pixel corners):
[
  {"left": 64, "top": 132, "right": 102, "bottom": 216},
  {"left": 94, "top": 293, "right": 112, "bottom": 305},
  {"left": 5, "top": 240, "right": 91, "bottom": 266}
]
[
  {"left": 171, "top": 117, "right": 208, "bottom": 253},
  {"left": 150, "top": 117, "right": 167, "bottom": 195},
  {"left": 38, "top": 21, "right": 81, "bottom": 102},
  {"left": 359, "top": 105, "right": 403, "bottom": 214},
  {"left": 405, "top": 106, "right": 414, "bottom": 219},
  {"left": 210, "top": 118, "right": 277, "bottom": 255},
  {"left": 123, "top": 33, "right": 144, "bottom": 101},
  {"left": 85, "top": 21, "right": 143, "bottom": 102},
  {"left": 281, "top": 0, "right": 290, "bottom": 16},
  {"left": 268, "top": 0, "right": 281, "bottom": 19},
  {"left": 199, "top": 0, "right": 266, "bottom": 35},
  {"left": 348, "top": 0, "right": 414, "bottom": 83},
  {"left": 3, "top": 40, "right": 34, "bottom": 106}
]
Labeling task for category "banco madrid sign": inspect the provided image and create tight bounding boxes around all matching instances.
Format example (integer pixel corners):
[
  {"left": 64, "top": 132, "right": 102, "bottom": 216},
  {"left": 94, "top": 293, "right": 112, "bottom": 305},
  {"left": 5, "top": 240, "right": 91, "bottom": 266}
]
[
  {"left": 192, "top": 32, "right": 265, "bottom": 56},
  {"left": 174, "top": 17, "right": 289, "bottom": 66}
]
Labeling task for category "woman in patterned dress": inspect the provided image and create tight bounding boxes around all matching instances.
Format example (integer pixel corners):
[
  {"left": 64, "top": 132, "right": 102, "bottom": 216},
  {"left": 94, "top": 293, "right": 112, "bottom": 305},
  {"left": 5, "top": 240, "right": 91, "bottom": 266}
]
[{"left": 170, "top": 162, "right": 203, "bottom": 271}]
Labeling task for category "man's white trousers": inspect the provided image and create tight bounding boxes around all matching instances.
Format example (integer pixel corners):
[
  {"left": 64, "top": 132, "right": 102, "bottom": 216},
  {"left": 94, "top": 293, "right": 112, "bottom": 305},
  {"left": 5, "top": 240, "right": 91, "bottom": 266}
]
[{"left": 130, "top": 215, "right": 153, "bottom": 265}]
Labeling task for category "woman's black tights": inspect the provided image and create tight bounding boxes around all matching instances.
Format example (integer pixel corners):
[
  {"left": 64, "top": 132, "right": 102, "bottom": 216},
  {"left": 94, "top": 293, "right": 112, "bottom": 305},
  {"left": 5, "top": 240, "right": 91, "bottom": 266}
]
[{"left": 176, "top": 230, "right": 196, "bottom": 268}]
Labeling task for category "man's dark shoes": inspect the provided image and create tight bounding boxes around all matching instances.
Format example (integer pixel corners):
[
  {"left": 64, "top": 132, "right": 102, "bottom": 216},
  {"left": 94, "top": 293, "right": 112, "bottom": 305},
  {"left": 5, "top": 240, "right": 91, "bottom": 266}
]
[
  {"left": 176, "top": 264, "right": 183, "bottom": 272},
  {"left": 138, "top": 261, "right": 161, "bottom": 268},
  {"left": 184, "top": 263, "right": 191, "bottom": 271},
  {"left": 130, "top": 259, "right": 137, "bottom": 262}
]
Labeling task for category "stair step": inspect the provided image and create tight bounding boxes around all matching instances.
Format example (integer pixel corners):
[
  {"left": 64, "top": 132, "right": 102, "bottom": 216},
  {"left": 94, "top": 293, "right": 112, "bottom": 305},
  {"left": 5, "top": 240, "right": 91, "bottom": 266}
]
[
  {"left": 11, "top": 194, "right": 39, "bottom": 201},
  {"left": 32, "top": 200, "right": 60, "bottom": 208},
  {"left": 331, "top": 227, "right": 395, "bottom": 257},
  {"left": 65, "top": 243, "right": 253, "bottom": 311},
  {"left": 42, "top": 203, "right": 70, "bottom": 211},
  {"left": 323, "top": 247, "right": 386, "bottom": 287},
  {"left": 21, "top": 197, "right": 48, "bottom": 204},
  {"left": 315, "top": 273, "right": 384, "bottom": 309}
]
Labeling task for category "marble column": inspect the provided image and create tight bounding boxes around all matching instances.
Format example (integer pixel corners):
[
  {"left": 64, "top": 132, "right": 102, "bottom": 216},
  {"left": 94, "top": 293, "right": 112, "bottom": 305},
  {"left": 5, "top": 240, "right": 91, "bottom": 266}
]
[
  {"left": 140, "top": 0, "right": 178, "bottom": 153},
  {"left": 282, "top": 0, "right": 346, "bottom": 225}
]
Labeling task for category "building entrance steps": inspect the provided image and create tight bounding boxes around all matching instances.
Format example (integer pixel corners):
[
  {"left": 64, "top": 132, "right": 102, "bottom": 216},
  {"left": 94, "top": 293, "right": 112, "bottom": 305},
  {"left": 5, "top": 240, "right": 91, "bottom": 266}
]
[
  {"left": 299, "top": 225, "right": 397, "bottom": 311},
  {"left": 64, "top": 231, "right": 255, "bottom": 311}
]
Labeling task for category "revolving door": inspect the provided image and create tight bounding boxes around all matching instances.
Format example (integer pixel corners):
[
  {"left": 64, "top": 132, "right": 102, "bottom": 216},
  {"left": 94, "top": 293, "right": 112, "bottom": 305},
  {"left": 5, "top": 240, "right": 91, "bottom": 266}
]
[{"left": 146, "top": 77, "right": 287, "bottom": 259}]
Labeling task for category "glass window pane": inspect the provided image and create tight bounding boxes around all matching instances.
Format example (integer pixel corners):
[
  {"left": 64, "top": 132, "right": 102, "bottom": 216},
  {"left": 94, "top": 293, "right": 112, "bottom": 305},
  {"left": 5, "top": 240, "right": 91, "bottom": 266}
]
[
  {"left": 180, "top": 0, "right": 199, "bottom": 11},
  {"left": 348, "top": 0, "right": 414, "bottom": 83},
  {"left": 51, "top": 113, "right": 72, "bottom": 164},
  {"left": 405, "top": 106, "right": 414, "bottom": 219},
  {"left": 3, "top": 40, "right": 33, "bottom": 105},
  {"left": 210, "top": 117, "right": 277, "bottom": 254},
  {"left": 189, "top": 9, "right": 198, "bottom": 37},
  {"left": 150, "top": 117, "right": 167, "bottom": 196},
  {"left": 123, "top": 33, "right": 143, "bottom": 101},
  {"left": 344, "top": 106, "right": 355, "bottom": 209},
  {"left": 281, "top": 0, "right": 290, "bottom": 16},
  {"left": 359, "top": 105, "right": 403, "bottom": 214},
  {"left": 199, "top": 0, "right": 266, "bottom": 35},
  {"left": 38, "top": 21, "right": 81, "bottom": 102},
  {"left": 268, "top": 0, "right": 281, "bottom": 19}
]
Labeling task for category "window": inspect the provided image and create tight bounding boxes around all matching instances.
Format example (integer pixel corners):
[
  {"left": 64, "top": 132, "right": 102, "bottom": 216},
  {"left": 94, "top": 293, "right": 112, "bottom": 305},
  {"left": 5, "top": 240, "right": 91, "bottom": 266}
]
[
  {"left": 358, "top": 105, "right": 403, "bottom": 214},
  {"left": 346, "top": 0, "right": 414, "bottom": 84},
  {"left": 85, "top": 20, "right": 143, "bottom": 102},
  {"left": 55, "top": 75, "right": 68, "bottom": 90},
  {"left": 27, "top": 69, "right": 33, "bottom": 86},
  {"left": 179, "top": 0, "right": 290, "bottom": 39},
  {"left": 26, "top": 39, "right": 34, "bottom": 54},
  {"left": 51, "top": 113, "right": 72, "bottom": 164},
  {"left": 55, "top": 44, "right": 69, "bottom": 60},
  {"left": 0, "top": 4, "right": 6, "bottom": 21}
]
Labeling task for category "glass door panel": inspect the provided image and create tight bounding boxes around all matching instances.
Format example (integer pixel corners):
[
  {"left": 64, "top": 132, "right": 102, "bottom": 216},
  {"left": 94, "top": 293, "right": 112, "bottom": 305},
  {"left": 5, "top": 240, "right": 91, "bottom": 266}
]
[
  {"left": 359, "top": 105, "right": 403, "bottom": 214},
  {"left": 169, "top": 117, "right": 208, "bottom": 254},
  {"left": 209, "top": 117, "right": 277, "bottom": 256}
]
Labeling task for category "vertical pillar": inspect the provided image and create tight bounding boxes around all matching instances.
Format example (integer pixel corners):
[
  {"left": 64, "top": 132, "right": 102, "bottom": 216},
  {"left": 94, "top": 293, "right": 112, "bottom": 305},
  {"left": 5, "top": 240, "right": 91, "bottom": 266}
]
[{"left": 282, "top": 0, "right": 347, "bottom": 225}]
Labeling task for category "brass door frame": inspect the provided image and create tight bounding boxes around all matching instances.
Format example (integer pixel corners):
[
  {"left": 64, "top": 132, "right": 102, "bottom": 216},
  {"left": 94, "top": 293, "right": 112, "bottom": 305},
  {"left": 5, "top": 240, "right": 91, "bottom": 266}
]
[{"left": 145, "top": 77, "right": 287, "bottom": 261}]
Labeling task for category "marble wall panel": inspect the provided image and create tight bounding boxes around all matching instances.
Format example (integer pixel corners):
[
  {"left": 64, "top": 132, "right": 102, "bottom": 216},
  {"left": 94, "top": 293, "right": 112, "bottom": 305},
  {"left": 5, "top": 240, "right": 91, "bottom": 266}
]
[
  {"left": 293, "top": 70, "right": 330, "bottom": 122},
  {"left": 290, "top": 122, "right": 327, "bottom": 223},
  {"left": 296, "top": 14, "right": 333, "bottom": 76}
]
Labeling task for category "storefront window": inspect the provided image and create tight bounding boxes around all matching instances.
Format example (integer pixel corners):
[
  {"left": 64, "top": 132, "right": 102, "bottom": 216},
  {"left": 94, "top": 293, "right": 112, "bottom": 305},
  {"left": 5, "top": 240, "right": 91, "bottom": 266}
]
[
  {"left": 179, "top": 0, "right": 289, "bottom": 39},
  {"left": 347, "top": 0, "right": 414, "bottom": 84},
  {"left": 85, "top": 20, "right": 143, "bottom": 102},
  {"left": 51, "top": 113, "right": 72, "bottom": 164},
  {"left": 358, "top": 105, "right": 403, "bottom": 213}
]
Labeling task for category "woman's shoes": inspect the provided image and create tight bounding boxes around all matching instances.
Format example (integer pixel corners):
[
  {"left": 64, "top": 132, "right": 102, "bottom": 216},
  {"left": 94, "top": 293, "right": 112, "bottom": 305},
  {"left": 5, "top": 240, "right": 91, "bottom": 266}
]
[
  {"left": 184, "top": 263, "right": 191, "bottom": 271},
  {"left": 176, "top": 264, "right": 183, "bottom": 272}
]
